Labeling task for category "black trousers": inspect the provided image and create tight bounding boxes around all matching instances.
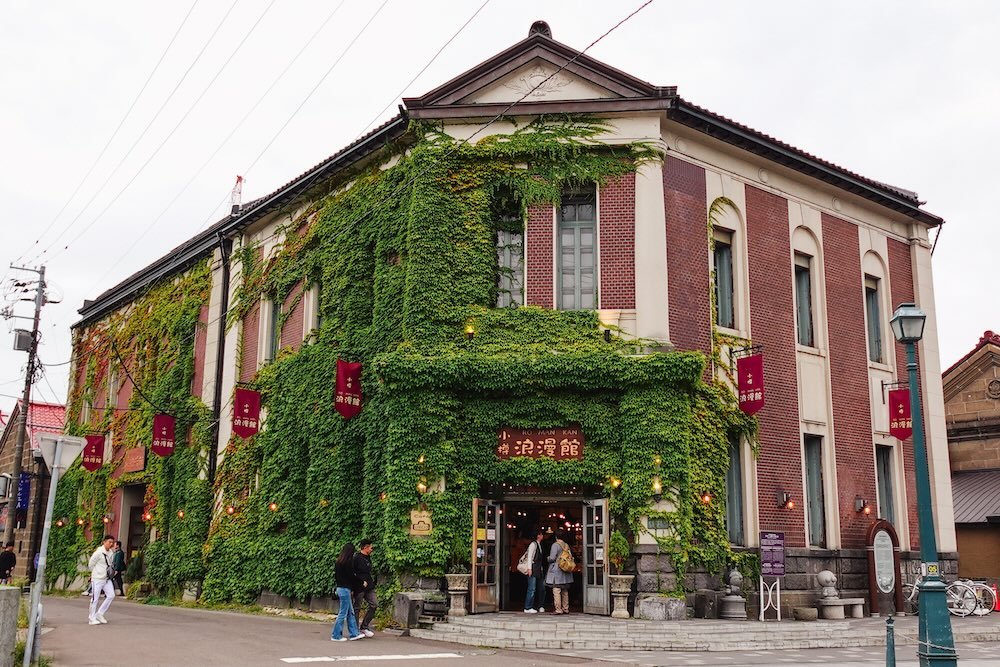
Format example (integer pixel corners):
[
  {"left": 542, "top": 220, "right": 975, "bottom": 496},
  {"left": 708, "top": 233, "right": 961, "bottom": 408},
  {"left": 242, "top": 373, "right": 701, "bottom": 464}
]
[{"left": 353, "top": 587, "right": 377, "bottom": 630}]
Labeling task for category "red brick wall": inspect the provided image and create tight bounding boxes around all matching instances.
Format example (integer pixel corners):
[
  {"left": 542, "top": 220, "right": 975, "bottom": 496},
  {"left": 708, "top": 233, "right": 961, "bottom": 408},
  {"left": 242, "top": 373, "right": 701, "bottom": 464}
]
[
  {"left": 887, "top": 237, "right": 920, "bottom": 550},
  {"left": 745, "top": 185, "right": 806, "bottom": 546},
  {"left": 240, "top": 302, "right": 260, "bottom": 384},
  {"left": 821, "top": 213, "right": 877, "bottom": 548},
  {"left": 526, "top": 203, "right": 554, "bottom": 308},
  {"left": 598, "top": 173, "right": 636, "bottom": 309},
  {"left": 280, "top": 283, "right": 305, "bottom": 351},
  {"left": 663, "top": 156, "right": 711, "bottom": 356},
  {"left": 191, "top": 304, "right": 209, "bottom": 398}
]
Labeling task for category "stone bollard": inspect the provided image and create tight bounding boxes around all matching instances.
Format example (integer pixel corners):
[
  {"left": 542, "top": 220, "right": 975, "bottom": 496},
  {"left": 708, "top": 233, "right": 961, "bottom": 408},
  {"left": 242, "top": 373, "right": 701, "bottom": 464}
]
[{"left": 0, "top": 586, "right": 19, "bottom": 667}]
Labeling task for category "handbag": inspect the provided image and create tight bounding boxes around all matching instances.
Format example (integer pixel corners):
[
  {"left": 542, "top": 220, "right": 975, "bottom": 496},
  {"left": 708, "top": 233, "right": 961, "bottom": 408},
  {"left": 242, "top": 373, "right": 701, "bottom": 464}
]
[{"left": 516, "top": 543, "right": 532, "bottom": 576}]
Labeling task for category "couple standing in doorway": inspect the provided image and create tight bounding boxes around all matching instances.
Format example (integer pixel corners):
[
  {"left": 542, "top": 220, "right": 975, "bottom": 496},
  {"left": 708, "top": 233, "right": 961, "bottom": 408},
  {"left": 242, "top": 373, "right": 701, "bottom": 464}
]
[{"left": 520, "top": 529, "right": 573, "bottom": 614}]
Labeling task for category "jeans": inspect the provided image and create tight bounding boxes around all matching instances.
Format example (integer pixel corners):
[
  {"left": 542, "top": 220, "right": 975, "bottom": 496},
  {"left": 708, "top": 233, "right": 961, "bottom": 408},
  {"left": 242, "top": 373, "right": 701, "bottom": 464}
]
[
  {"left": 524, "top": 574, "right": 543, "bottom": 610},
  {"left": 353, "top": 586, "right": 376, "bottom": 630},
  {"left": 332, "top": 587, "right": 359, "bottom": 639},
  {"left": 89, "top": 579, "right": 115, "bottom": 619}
]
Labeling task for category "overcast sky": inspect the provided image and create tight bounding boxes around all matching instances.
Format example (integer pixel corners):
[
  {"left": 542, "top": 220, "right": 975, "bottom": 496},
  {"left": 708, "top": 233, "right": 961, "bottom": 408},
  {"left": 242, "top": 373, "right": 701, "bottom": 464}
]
[{"left": 1, "top": 0, "right": 997, "bottom": 411}]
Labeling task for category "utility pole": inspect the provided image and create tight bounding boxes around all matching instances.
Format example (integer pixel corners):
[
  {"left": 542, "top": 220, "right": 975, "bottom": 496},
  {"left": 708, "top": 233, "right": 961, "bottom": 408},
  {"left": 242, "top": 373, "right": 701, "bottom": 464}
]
[{"left": 4, "top": 265, "right": 46, "bottom": 548}]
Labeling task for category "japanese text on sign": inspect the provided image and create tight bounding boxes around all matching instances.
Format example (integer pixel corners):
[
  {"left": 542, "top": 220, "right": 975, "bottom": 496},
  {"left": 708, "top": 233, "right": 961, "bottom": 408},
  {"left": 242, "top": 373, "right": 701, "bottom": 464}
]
[
  {"left": 737, "top": 353, "right": 765, "bottom": 415},
  {"left": 496, "top": 427, "right": 585, "bottom": 461},
  {"left": 760, "top": 531, "right": 785, "bottom": 577}
]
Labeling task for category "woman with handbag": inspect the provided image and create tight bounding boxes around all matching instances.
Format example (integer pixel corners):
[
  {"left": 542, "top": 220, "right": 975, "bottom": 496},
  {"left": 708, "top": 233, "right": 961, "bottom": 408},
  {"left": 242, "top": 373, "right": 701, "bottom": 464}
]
[{"left": 519, "top": 529, "right": 545, "bottom": 613}]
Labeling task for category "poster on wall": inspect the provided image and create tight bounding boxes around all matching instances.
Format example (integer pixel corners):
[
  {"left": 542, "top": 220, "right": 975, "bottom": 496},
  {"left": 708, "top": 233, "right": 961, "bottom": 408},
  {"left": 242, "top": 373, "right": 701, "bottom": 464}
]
[
  {"left": 232, "top": 388, "right": 261, "bottom": 438},
  {"left": 737, "top": 353, "right": 765, "bottom": 415},
  {"left": 151, "top": 414, "right": 176, "bottom": 457},
  {"left": 82, "top": 434, "right": 106, "bottom": 471},
  {"left": 888, "top": 388, "right": 912, "bottom": 440},
  {"left": 334, "top": 359, "right": 363, "bottom": 420}
]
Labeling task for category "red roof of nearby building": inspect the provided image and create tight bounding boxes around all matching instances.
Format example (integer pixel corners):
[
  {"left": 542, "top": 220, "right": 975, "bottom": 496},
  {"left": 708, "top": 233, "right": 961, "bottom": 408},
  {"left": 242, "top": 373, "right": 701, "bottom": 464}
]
[
  {"left": 0, "top": 401, "right": 67, "bottom": 452},
  {"left": 943, "top": 331, "right": 1000, "bottom": 378}
]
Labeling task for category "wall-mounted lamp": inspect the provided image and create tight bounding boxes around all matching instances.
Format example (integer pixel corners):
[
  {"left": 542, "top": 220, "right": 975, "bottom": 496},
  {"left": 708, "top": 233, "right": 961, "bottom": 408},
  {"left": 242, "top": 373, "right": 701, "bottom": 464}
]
[
  {"left": 142, "top": 511, "right": 152, "bottom": 522},
  {"left": 603, "top": 329, "right": 612, "bottom": 343},
  {"left": 102, "top": 512, "right": 114, "bottom": 525},
  {"left": 779, "top": 492, "right": 795, "bottom": 510},
  {"left": 378, "top": 492, "right": 388, "bottom": 502},
  {"left": 176, "top": 510, "right": 185, "bottom": 519},
  {"left": 55, "top": 518, "right": 65, "bottom": 528},
  {"left": 418, "top": 454, "right": 425, "bottom": 465},
  {"left": 268, "top": 502, "right": 279, "bottom": 512},
  {"left": 225, "top": 505, "right": 236, "bottom": 516},
  {"left": 854, "top": 496, "right": 872, "bottom": 515},
  {"left": 464, "top": 324, "right": 475, "bottom": 341},
  {"left": 700, "top": 492, "right": 713, "bottom": 505},
  {"left": 416, "top": 477, "right": 429, "bottom": 495},
  {"left": 76, "top": 518, "right": 85, "bottom": 526},
  {"left": 652, "top": 475, "right": 663, "bottom": 503},
  {"left": 608, "top": 476, "right": 621, "bottom": 489}
]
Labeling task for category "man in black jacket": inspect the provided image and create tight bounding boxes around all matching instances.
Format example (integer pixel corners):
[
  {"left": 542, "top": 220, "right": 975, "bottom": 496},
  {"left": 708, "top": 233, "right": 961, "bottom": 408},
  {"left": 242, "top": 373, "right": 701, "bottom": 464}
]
[
  {"left": 0, "top": 543, "right": 15, "bottom": 584},
  {"left": 352, "top": 540, "right": 376, "bottom": 636}
]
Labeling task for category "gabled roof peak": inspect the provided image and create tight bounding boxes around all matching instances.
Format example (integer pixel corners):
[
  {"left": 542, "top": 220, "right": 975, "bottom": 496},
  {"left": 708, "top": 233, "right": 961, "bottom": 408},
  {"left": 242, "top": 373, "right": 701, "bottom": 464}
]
[{"left": 528, "top": 20, "right": 552, "bottom": 39}]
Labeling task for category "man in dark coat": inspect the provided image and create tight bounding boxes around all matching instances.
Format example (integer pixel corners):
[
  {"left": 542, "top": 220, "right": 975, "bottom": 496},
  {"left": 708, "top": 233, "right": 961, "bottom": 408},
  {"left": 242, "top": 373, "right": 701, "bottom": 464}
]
[
  {"left": 352, "top": 540, "right": 377, "bottom": 636},
  {"left": 0, "top": 543, "right": 15, "bottom": 584}
]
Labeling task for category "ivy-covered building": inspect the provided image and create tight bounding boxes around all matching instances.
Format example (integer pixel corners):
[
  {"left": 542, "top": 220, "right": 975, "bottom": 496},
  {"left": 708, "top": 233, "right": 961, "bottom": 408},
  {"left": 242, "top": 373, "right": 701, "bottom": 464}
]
[{"left": 58, "top": 22, "right": 954, "bottom": 616}]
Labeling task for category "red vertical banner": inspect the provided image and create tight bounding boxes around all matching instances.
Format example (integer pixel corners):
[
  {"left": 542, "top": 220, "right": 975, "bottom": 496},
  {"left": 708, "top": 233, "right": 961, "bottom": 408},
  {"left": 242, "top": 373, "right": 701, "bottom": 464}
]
[
  {"left": 737, "top": 353, "right": 765, "bottom": 415},
  {"left": 232, "top": 388, "right": 261, "bottom": 438},
  {"left": 334, "top": 359, "right": 363, "bottom": 420},
  {"left": 82, "top": 435, "right": 105, "bottom": 471},
  {"left": 151, "top": 414, "right": 176, "bottom": 457},
  {"left": 888, "top": 388, "right": 912, "bottom": 439}
]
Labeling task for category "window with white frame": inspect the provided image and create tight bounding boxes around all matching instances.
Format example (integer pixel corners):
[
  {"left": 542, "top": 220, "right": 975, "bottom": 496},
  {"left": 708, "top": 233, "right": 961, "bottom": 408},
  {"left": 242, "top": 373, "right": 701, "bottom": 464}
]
[
  {"left": 713, "top": 229, "right": 735, "bottom": 329},
  {"left": 266, "top": 299, "right": 280, "bottom": 362},
  {"left": 794, "top": 254, "right": 815, "bottom": 347},
  {"left": 558, "top": 188, "right": 597, "bottom": 310},
  {"left": 804, "top": 434, "right": 827, "bottom": 548},
  {"left": 875, "top": 444, "right": 896, "bottom": 525},
  {"left": 865, "top": 276, "right": 883, "bottom": 363}
]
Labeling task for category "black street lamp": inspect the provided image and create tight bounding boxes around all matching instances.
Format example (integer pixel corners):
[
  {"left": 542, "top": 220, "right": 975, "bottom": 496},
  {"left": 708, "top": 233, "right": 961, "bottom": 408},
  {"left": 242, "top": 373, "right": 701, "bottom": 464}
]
[{"left": 889, "top": 302, "right": 957, "bottom": 666}]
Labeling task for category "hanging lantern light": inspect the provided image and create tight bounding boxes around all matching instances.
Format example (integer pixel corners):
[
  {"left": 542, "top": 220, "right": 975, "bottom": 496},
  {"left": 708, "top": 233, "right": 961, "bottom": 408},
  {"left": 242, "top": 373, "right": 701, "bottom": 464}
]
[
  {"left": 176, "top": 510, "right": 185, "bottom": 519},
  {"left": 225, "top": 505, "right": 236, "bottom": 516},
  {"left": 268, "top": 502, "right": 279, "bottom": 512}
]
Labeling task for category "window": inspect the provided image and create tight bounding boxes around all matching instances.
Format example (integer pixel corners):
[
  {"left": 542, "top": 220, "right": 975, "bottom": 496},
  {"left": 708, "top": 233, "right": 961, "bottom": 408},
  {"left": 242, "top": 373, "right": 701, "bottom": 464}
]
[
  {"left": 266, "top": 300, "right": 280, "bottom": 362},
  {"left": 725, "top": 434, "right": 744, "bottom": 545},
  {"left": 865, "top": 276, "right": 883, "bottom": 363},
  {"left": 558, "top": 189, "right": 596, "bottom": 310},
  {"left": 713, "top": 231, "right": 735, "bottom": 329},
  {"left": 646, "top": 516, "right": 670, "bottom": 537},
  {"left": 876, "top": 445, "right": 896, "bottom": 525},
  {"left": 804, "top": 434, "right": 826, "bottom": 548},
  {"left": 794, "top": 255, "right": 814, "bottom": 347},
  {"left": 496, "top": 230, "right": 524, "bottom": 307}
]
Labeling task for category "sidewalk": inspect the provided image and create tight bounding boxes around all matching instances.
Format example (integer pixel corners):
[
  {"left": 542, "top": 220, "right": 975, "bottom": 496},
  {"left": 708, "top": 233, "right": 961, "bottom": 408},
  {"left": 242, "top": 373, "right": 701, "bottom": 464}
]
[{"left": 410, "top": 612, "right": 1000, "bottom": 652}]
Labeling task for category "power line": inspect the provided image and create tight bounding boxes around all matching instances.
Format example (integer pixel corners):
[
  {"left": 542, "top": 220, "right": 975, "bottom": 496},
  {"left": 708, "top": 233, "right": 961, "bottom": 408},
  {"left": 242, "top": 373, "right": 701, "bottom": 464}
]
[
  {"left": 28, "top": 0, "right": 243, "bottom": 265},
  {"left": 83, "top": 0, "right": 352, "bottom": 297},
  {"left": 12, "top": 0, "right": 203, "bottom": 266}
]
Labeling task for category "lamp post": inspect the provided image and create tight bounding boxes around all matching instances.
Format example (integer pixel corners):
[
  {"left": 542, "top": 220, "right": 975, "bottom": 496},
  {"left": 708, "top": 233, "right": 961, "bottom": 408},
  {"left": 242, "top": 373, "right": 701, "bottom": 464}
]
[
  {"left": 23, "top": 433, "right": 84, "bottom": 667},
  {"left": 889, "top": 303, "right": 956, "bottom": 666}
]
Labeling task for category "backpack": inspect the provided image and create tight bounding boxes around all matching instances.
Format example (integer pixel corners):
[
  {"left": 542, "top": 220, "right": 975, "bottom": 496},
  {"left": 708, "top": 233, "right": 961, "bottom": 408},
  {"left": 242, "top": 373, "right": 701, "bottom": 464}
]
[
  {"left": 556, "top": 540, "right": 575, "bottom": 573},
  {"left": 516, "top": 543, "right": 533, "bottom": 576},
  {"left": 103, "top": 553, "right": 119, "bottom": 580}
]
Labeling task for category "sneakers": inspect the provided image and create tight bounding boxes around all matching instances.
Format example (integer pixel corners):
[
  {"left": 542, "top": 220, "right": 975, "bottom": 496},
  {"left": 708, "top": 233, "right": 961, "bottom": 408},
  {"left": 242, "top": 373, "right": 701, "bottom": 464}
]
[
  {"left": 348, "top": 634, "right": 365, "bottom": 641},
  {"left": 88, "top": 617, "right": 100, "bottom": 626},
  {"left": 523, "top": 608, "right": 537, "bottom": 614},
  {"left": 362, "top": 629, "right": 374, "bottom": 637},
  {"left": 331, "top": 637, "right": 347, "bottom": 642},
  {"left": 538, "top": 607, "right": 545, "bottom": 613},
  {"left": 95, "top": 614, "right": 108, "bottom": 624}
]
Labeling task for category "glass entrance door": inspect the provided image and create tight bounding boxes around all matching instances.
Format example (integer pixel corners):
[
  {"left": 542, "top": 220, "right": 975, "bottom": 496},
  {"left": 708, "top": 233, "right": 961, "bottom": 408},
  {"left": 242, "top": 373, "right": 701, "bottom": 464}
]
[
  {"left": 582, "top": 498, "right": 609, "bottom": 615},
  {"left": 471, "top": 498, "right": 500, "bottom": 613}
]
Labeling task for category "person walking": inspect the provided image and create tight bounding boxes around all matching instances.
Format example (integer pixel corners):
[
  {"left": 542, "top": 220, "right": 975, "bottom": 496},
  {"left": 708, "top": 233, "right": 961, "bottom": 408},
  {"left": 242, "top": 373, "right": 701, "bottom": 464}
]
[
  {"left": 545, "top": 530, "right": 574, "bottom": 615},
  {"left": 331, "top": 543, "right": 364, "bottom": 642},
  {"left": 0, "top": 543, "right": 16, "bottom": 585},
  {"left": 522, "top": 529, "right": 545, "bottom": 613},
  {"left": 87, "top": 535, "right": 117, "bottom": 625},
  {"left": 112, "top": 541, "right": 126, "bottom": 595},
  {"left": 352, "top": 540, "right": 376, "bottom": 637}
]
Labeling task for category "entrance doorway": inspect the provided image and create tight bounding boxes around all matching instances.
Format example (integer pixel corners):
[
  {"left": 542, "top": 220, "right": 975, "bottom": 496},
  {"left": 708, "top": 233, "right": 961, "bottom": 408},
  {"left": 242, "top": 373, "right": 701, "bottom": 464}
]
[{"left": 471, "top": 496, "right": 608, "bottom": 615}]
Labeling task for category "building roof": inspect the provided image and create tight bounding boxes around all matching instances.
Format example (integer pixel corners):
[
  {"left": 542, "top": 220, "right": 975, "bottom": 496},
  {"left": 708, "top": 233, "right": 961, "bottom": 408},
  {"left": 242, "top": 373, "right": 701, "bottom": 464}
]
[
  {"left": 73, "top": 22, "right": 944, "bottom": 330},
  {"left": 944, "top": 330, "right": 1000, "bottom": 379},
  {"left": 952, "top": 470, "right": 1000, "bottom": 524},
  {"left": 0, "top": 400, "right": 66, "bottom": 455}
]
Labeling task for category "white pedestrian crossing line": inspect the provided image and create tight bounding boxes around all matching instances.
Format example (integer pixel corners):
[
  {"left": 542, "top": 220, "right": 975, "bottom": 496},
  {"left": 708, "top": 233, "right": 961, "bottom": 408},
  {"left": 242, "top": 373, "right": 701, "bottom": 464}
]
[{"left": 281, "top": 653, "right": 462, "bottom": 663}]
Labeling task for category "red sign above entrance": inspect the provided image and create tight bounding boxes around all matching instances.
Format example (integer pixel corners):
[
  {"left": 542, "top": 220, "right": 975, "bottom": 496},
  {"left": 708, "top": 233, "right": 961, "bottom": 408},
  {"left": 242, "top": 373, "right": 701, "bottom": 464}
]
[{"left": 496, "top": 427, "right": 584, "bottom": 461}]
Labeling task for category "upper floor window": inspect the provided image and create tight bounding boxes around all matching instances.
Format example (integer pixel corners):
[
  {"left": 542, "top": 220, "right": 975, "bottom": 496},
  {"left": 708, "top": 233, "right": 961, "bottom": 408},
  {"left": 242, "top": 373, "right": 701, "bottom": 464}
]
[
  {"left": 713, "top": 230, "right": 735, "bottom": 329},
  {"left": 496, "top": 229, "right": 524, "bottom": 308},
  {"left": 266, "top": 299, "right": 280, "bottom": 362},
  {"left": 865, "top": 276, "right": 883, "bottom": 363},
  {"left": 794, "top": 254, "right": 814, "bottom": 347},
  {"left": 558, "top": 188, "right": 596, "bottom": 310}
]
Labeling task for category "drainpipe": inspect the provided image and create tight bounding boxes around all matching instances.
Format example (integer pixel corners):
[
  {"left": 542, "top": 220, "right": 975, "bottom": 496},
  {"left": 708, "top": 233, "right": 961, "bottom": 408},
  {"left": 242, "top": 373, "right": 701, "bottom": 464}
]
[{"left": 207, "top": 234, "right": 232, "bottom": 485}]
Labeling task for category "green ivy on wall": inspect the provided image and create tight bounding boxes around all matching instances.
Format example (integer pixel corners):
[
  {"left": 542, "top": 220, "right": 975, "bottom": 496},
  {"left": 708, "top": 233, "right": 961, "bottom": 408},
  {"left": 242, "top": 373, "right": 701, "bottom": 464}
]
[{"left": 49, "top": 260, "right": 213, "bottom": 593}]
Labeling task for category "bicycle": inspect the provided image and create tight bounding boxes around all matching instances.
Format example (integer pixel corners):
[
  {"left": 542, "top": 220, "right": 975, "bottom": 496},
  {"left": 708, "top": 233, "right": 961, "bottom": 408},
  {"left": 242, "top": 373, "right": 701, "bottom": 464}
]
[
  {"left": 956, "top": 578, "right": 997, "bottom": 616},
  {"left": 903, "top": 577, "right": 980, "bottom": 618}
]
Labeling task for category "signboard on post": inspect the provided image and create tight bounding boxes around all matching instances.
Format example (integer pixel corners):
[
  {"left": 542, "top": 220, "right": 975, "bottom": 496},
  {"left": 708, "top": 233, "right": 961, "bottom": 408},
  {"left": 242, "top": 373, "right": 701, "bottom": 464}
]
[
  {"left": 82, "top": 435, "right": 105, "bottom": 472},
  {"left": 737, "top": 353, "right": 765, "bottom": 415},
  {"left": 232, "top": 388, "right": 261, "bottom": 438},
  {"left": 888, "top": 388, "right": 912, "bottom": 440},
  {"left": 873, "top": 530, "right": 895, "bottom": 593},
  {"left": 151, "top": 414, "right": 176, "bottom": 457},
  {"left": 496, "top": 427, "right": 584, "bottom": 461},
  {"left": 760, "top": 531, "right": 785, "bottom": 577}
]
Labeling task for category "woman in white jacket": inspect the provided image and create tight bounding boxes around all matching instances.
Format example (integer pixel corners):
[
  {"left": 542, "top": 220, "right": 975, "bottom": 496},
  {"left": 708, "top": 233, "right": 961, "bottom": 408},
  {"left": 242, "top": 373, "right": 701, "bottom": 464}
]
[{"left": 87, "top": 535, "right": 117, "bottom": 625}]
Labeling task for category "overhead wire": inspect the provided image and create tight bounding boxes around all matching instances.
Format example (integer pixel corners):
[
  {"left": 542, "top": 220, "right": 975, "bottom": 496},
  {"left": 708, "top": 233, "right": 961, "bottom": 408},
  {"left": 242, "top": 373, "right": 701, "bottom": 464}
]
[
  {"left": 11, "top": 0, "right": 203, "bottom": 266},
  {"left": 27, "top": 0, "right": 243, "bottom": 265}
]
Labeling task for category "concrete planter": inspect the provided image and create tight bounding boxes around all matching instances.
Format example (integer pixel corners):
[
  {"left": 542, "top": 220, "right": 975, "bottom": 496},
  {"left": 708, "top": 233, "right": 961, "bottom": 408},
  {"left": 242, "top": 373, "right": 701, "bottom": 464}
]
[
  {"left": 444, "top": 574, "right": 470, "bottom": 617},
  {"left": 609, "top": 574, "right": 634, "bottom": 619},
  {"left": 637, "top": 595, "right": 686, "bottom": 621}
]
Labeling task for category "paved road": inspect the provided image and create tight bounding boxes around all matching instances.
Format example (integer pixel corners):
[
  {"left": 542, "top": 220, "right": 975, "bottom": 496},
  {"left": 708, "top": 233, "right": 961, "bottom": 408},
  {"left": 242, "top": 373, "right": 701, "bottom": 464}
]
[{"left": 35, "top": 596, "right": 1000, "bottom": 666}]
